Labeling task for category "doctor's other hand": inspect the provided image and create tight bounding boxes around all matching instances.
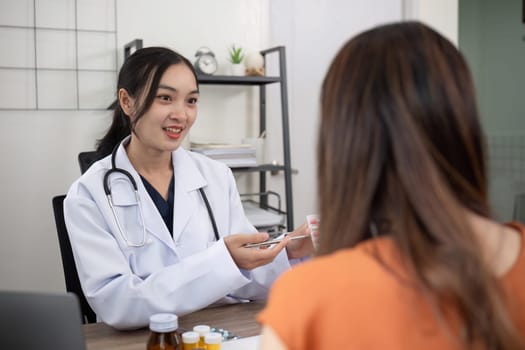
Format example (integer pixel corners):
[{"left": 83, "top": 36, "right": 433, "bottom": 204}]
[
  {"left": 285, "top": 222, "right": 314, "bottom": 259},
  {"left": 224, "top": 232, "right": 288, "bottom": 270}
]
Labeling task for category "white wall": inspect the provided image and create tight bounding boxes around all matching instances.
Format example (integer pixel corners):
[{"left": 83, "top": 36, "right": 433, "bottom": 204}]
[
  {"left": 403, "top": 0, "right": 458, "bottom": 45},
  {"left": 0, "top": 0, "right": 458, "bottom": 293},
  {"left": 267, "top": 0, "right": 404, "bottom": 224}
]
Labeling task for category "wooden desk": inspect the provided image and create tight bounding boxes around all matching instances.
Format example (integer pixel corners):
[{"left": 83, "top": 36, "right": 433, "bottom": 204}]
[{"left": 83, "top": 302, "right": 265, "bottom": 350}]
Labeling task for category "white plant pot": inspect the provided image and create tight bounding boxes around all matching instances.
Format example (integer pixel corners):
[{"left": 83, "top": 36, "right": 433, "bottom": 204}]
[{"left": 231, "top": 63, "right": 245, "bottom": 76}]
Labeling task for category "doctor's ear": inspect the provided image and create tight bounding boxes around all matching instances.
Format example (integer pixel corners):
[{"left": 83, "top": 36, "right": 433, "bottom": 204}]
[{"left": 118, "top": 88, "right": 135, "bottom": 116}]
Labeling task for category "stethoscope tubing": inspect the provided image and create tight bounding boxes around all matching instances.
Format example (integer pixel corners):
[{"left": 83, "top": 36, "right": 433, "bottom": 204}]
[{"left": 104, "top": 141, "right": 220, "bottom": 246}]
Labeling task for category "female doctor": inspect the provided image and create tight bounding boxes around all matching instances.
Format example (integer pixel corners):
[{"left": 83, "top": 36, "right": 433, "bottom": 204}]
[{"left": 64, "top": 47, "right": 312, "bottom": 330}]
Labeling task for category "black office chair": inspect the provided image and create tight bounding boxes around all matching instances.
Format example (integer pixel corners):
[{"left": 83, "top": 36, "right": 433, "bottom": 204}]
[
  {"left": 78, "top": 151, "right": 100, "bottom": 174},
  {"left": 52, "top": 194, "right": 97, "bottom": 324}
]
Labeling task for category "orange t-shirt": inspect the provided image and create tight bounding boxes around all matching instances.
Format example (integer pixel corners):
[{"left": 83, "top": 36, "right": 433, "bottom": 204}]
[{"left": 258, "top": 223, "right": 525, "bottom": 349}]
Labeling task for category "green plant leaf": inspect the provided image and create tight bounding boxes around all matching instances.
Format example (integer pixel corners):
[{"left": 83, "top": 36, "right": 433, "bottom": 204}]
[{"left": 228, "top": 44, "right": 245, "bottom": 64}]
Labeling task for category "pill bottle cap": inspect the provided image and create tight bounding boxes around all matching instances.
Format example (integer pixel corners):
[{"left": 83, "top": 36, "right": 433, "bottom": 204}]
[
  {"left": 182, "top": 331, "right": 200, "bottom": 343},
  {"left": 193, "top": 324, "right": 211, "bottom": 335},
  {"left": 204, "top": 332, "right": 222, "bottom": 344},
  {"left": 149, "top": 313, "right": 178, "bottom": 332}
]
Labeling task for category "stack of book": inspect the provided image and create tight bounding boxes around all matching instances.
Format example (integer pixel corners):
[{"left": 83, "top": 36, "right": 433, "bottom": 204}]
[{"left": 190, "top": 142, "right": 257, "bottom": 168}]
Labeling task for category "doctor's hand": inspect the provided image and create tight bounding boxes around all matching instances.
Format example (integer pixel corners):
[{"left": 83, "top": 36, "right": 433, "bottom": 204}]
[
  {"left": 285, "top": 221, "right": 314, "bottom": 259},
  {"left": 224, "top": 232, "right": 289, "bottom": 270}
]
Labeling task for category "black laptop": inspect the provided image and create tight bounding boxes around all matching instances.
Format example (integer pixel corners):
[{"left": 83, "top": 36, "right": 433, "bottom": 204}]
[{"left": 0, "top": 290, "right": 86, "bottom": 350}]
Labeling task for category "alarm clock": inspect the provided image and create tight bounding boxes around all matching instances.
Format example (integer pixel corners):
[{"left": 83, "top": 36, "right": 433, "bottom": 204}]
[{"left": 194, "top": 47, "right": 218, "bottom": 75}]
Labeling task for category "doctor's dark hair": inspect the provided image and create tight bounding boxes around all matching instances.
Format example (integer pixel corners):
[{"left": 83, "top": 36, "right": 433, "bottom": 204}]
[
  {"left": 96, "top": 47, "right": 198, "bottom": 157},
  {"left": 317, "top": 22, "right": 522, "bottom": 348}
]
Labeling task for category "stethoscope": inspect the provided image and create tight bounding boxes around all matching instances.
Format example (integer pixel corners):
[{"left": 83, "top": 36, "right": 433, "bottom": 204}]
[{"left": 103, "top": 142, "right": 220, "bottom": 247}]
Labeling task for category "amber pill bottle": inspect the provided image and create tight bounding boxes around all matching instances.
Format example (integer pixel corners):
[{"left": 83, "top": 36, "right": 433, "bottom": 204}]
[{"left": 147, "top": 313, "right": 181, "bottom": 350}]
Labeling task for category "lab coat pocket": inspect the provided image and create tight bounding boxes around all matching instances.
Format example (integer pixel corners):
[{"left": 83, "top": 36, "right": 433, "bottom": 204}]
[
  {"left": 109, "top": 178, "right": 147, "bottom": 247},
  {"left": 127, "top": 238, "right": 176, "bottom": 278},
  {"left": 128, "top": 244, "right": 160, "bottom": 279},
  {"left": 110, "top": 177, "right": 139, "bottom": 205}
]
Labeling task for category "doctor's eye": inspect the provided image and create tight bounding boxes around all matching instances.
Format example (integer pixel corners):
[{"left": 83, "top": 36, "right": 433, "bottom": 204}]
[
  {"left": 156, "top": 94, "right": 172, "bottom": 102},
  {"left": 187, "top": 97, "right": 199, "bottom": 105}
]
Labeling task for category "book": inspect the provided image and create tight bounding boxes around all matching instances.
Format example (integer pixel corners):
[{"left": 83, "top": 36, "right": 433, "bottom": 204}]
[{"left": 190, "top": 142, "right": 257, "bottom": 168}]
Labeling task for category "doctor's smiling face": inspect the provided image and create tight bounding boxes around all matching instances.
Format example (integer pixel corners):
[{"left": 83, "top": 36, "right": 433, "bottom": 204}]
[{"left": 120, "top": 63, "right": 199, "bottom": 155}]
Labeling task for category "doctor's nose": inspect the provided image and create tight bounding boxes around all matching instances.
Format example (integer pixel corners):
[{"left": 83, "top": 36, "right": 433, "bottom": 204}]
[{"left": 168, "top": 101, "right": 188, "bottom": 121}]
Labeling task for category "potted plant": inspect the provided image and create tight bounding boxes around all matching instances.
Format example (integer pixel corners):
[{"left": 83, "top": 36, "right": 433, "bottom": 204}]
[{"left": 228, "top": 44, "right": 245, "bottom": 76}]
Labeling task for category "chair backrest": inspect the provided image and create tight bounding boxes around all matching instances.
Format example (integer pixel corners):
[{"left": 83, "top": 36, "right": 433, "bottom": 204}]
[
  {"left": 0, "top": 290, "right": 87, "bottom": 349},
  {"left": 52, "top": 195, "right": 97, "bottom": 324},
  {"left": 78, "top": 151, "right": 100, "bottom": 174}
]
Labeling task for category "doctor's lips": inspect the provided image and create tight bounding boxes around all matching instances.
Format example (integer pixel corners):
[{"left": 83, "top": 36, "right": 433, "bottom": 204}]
[{"left": 164, "top": 126, "right": 184, "bottom": 139}]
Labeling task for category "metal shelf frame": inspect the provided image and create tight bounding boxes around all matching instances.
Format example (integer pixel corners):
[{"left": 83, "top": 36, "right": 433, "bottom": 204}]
[{"left": 198, "top": 46, "right": 294, "bottom": 229}]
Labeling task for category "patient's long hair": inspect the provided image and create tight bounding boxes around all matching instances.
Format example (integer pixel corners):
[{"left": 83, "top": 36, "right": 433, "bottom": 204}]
[{"left": 318, "top": 21, "right": 522, "bottom": 349}]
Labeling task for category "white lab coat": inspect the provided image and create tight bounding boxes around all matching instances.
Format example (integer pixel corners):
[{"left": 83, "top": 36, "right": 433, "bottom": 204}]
[{"left": 64, "top": 140, "right": 291, "bottom": 329}]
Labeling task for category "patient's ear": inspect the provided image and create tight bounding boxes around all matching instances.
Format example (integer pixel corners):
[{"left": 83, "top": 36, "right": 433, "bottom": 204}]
[{"left": 118, "top": 88, "right": 135, "bottom": 117}]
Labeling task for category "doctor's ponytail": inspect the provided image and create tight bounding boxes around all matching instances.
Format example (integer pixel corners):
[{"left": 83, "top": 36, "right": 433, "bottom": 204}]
[{"left": 95, "top": 107, "right": 132, "bottom": 158}]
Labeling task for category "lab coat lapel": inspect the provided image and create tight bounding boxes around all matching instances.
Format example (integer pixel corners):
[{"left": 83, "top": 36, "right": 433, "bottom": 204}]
[
  {"left": 114, "top": 143, "right": 176, "bottom": 250},
  {"left": 171, "top": 148, "right": 207, "bottom": 243}
]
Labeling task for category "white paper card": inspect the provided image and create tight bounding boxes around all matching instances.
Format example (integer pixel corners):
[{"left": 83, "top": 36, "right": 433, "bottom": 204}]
[{"left": 223, "top": 335, "right": 260, "bottom": 350}]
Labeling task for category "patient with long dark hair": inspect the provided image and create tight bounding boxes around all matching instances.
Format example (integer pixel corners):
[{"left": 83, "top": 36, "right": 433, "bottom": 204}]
[{"left": 258, "top": 21, "right": 525, "bottom": 349}]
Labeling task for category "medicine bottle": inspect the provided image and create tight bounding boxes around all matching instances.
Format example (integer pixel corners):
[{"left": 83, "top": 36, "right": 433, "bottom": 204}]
[
  {"left": 147, "top": 313, "right": 181, "bottom": 350},
  {"left": 192, "top": 325, "right": 210, "bottom": 348},
  {"left": 181, "top": 331, "right": 200, "bottom": 350},
  {"left": 204, "top": 332, "right": 222, "bottom": 350}
]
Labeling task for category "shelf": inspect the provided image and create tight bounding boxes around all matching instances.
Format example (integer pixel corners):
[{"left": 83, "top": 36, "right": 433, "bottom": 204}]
[
  {"left": 196, "top": 46, "right": 294, "bottom": 230},
  {"left": 197, "top": 75, "right": 281, "bottom": 85},
  {"left": 243, "top": 200, "right": 284, "bottom": 229},
  {"left": 231, "top": 164, "right": 286, "bottom": 173}
]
